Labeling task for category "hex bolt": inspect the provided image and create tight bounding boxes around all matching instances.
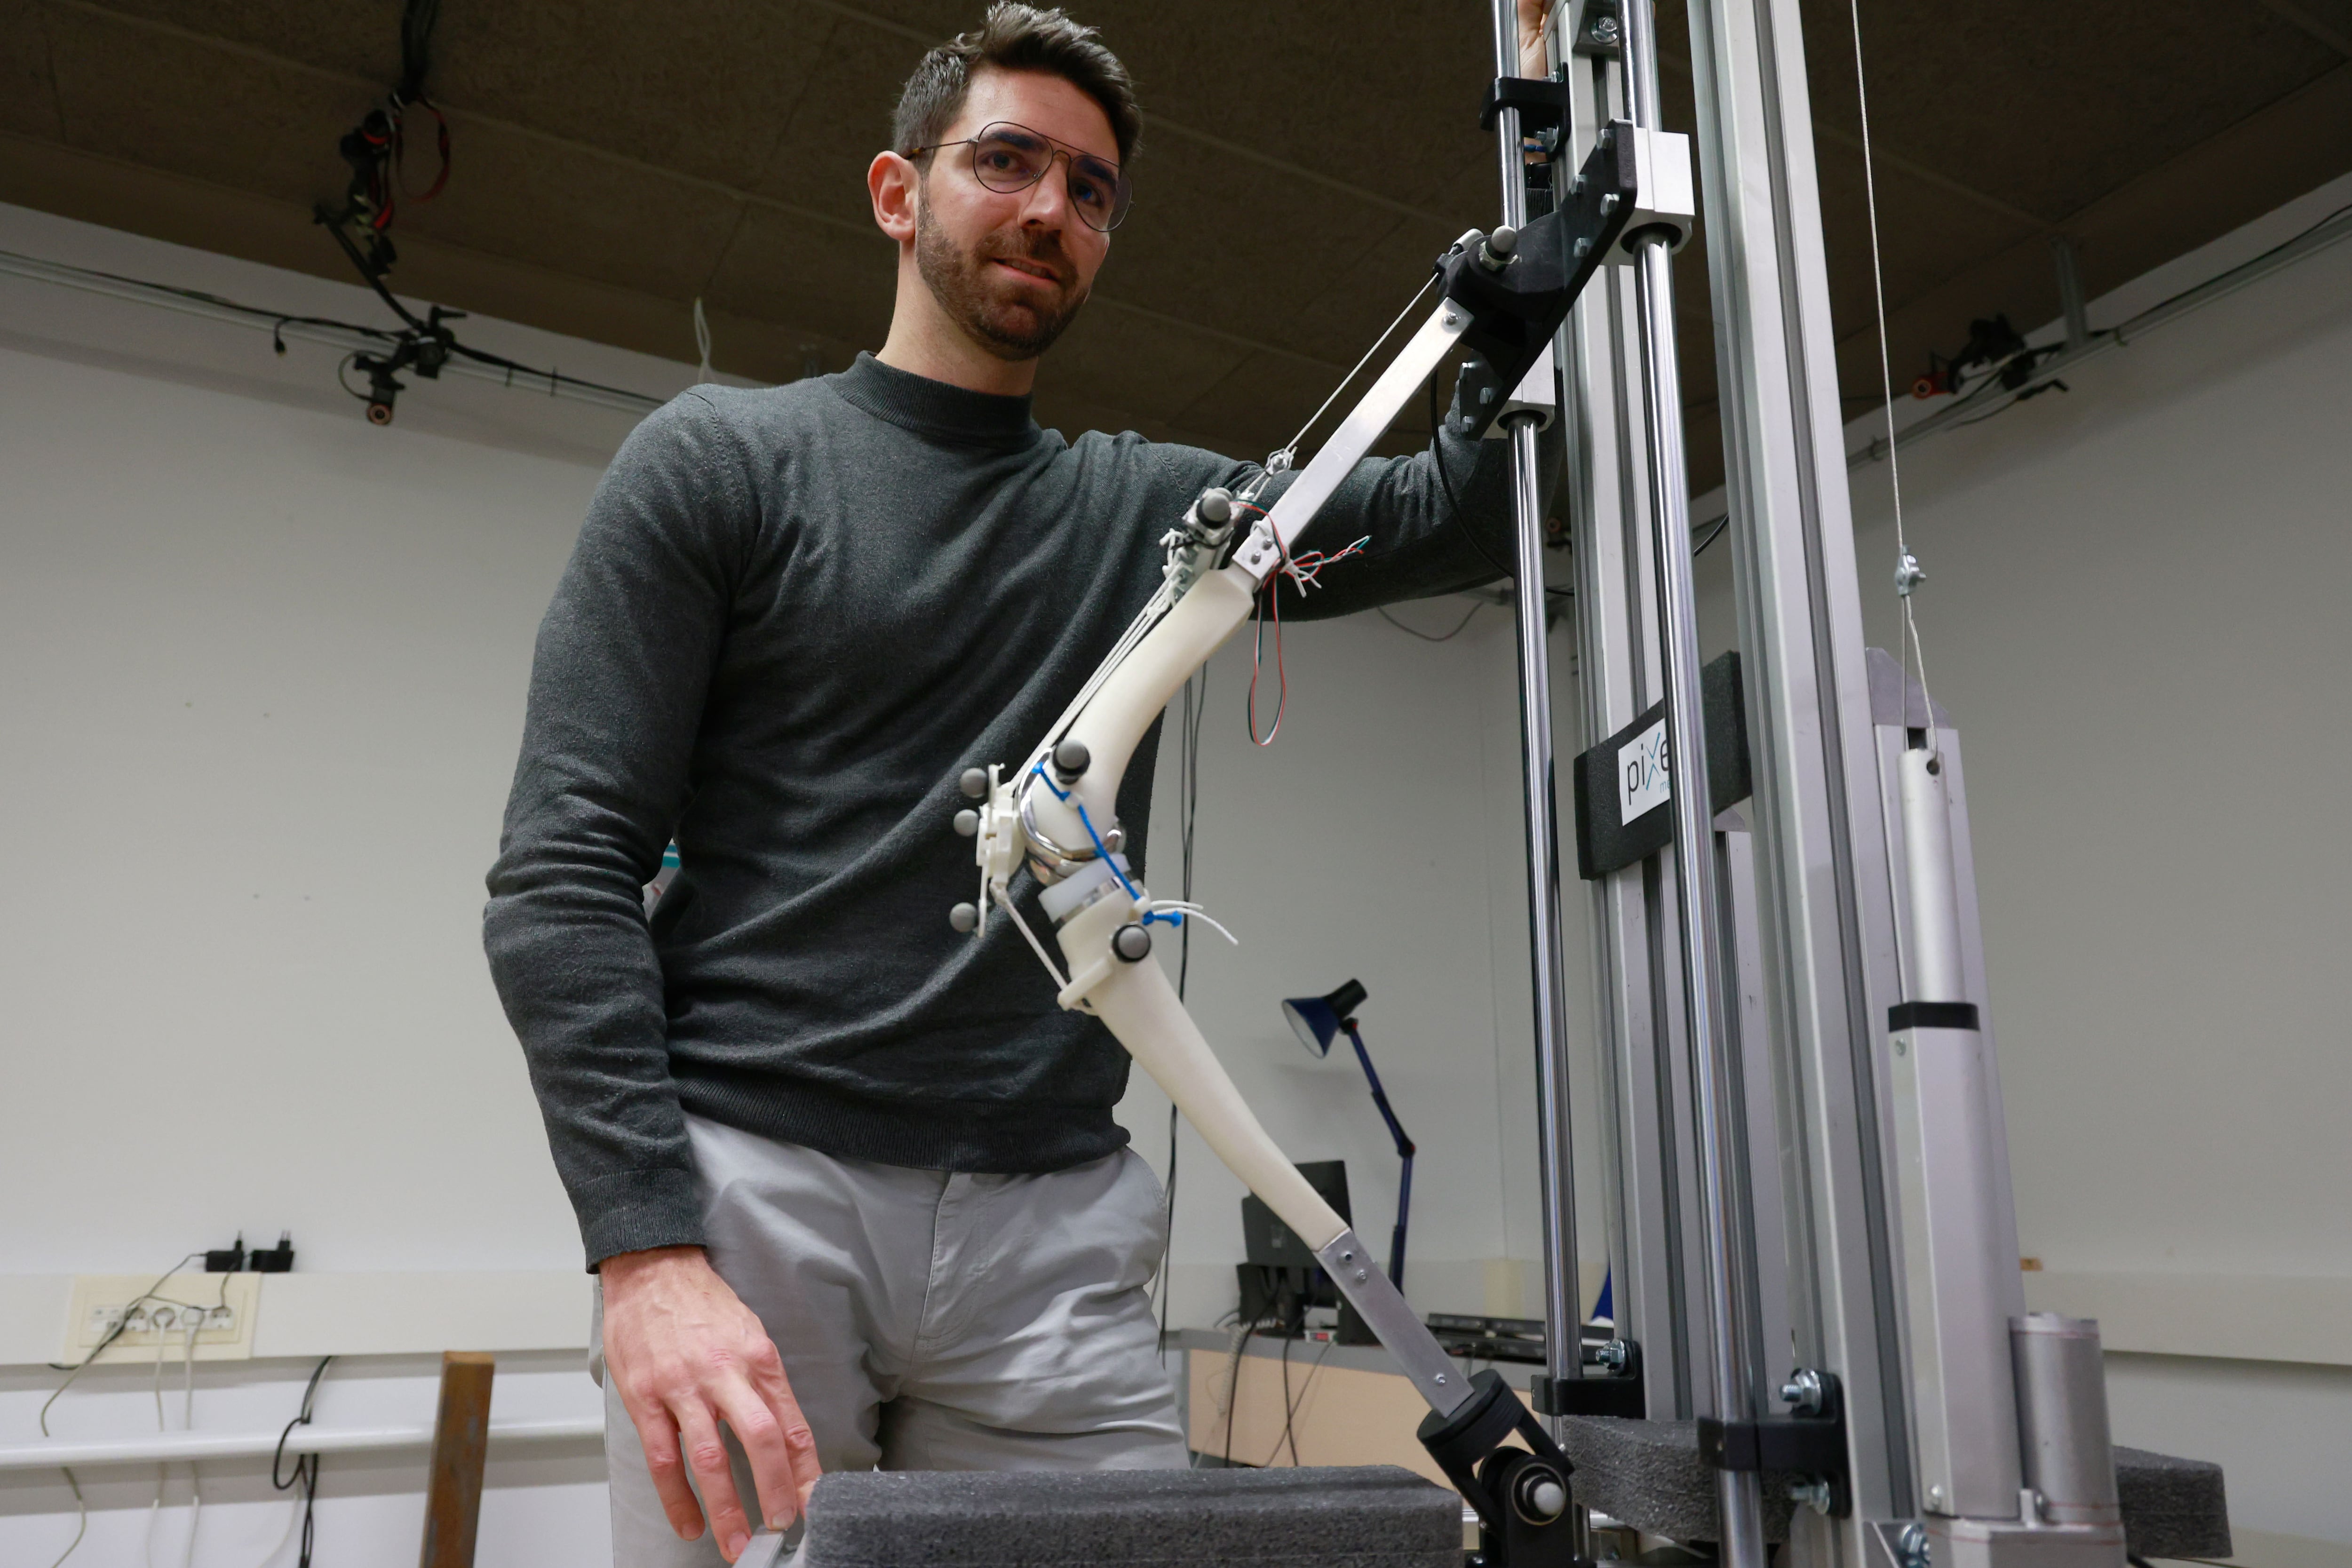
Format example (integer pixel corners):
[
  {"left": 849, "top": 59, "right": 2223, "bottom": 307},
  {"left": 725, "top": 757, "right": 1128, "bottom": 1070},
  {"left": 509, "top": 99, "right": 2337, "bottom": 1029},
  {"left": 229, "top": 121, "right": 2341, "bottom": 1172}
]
[
  {"left": 1595, "top": 1339, "right": 1630, "bottom": 1373},
  {"left": 1591, "top": 16, "right": 1621, "bottom": 45},
  {"left": 1112, "top": 922, "right": 1152, "bottom": 962},
  {"left": 1895, "top": 552, "right": 1926, "bottom": 597},
  {"left": 1780, "top": 1367, "right": 1826, "bottom": 1415},
  {"left": 959, "top": 767, "right": 990, "bottom": 800},
  {"left": 1787, "top": 1478, "right": 1834, "bottom": 1514},
  {"left": 949, "top": 902, "right": 979, "bottom": 933},
  {"left": 1052, "top": 738, "right": 1091, "bottom": 780},
  {"left": 1897, "top": 1521, "right": 1931, "bottom": 1568}
]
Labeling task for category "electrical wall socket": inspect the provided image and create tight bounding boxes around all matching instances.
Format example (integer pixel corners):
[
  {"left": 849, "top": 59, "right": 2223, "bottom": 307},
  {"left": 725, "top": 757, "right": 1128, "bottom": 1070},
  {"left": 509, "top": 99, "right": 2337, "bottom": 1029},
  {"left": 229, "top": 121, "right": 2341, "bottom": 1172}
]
[{"left": 66, "top": 1273, "right": 260, "bottom": 1363}]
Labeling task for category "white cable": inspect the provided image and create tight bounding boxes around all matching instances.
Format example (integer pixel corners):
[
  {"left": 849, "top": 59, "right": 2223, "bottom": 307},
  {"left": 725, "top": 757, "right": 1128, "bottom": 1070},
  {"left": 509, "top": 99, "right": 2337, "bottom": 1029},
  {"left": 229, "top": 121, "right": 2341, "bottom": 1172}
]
[
  {"left": 1150, "top": 902, "right": 1239, "bottom": 947},
  {"left": 992, "top": 885, "right": 1070, "bottom": 990},
  {"left": 692, "top": 297, "right": 714, "bottom": 383},
  {"left": 145, "top": 1326, "right": 168, "bottom": 1568},
  {"left": 180, "top": 1321, "right": 201, "bottom": 1568},
  {"left": 1845, "top": 0, "right": 1938, "bottom": 740}
]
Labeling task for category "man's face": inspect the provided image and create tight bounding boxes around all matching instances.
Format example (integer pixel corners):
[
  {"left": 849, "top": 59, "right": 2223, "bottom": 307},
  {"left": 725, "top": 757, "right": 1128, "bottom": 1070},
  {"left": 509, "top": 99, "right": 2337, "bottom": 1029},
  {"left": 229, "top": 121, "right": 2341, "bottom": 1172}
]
[{"left": 911, "top": 68, "right": 1119, "bottom": 362}]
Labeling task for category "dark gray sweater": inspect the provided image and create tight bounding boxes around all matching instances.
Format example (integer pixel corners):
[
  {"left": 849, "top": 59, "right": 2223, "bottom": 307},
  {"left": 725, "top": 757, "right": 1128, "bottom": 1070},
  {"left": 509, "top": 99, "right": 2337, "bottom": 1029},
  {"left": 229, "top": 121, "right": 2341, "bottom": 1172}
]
[{"left": 485, "top": 351, "right": 1532, "bottom": 1268}]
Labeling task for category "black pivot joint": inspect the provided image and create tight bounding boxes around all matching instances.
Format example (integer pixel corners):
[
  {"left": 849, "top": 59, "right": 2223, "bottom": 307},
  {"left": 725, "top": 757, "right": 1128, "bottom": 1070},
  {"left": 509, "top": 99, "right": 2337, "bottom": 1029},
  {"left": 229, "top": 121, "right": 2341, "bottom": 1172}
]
[{"left": 1419, "top": 1369, "right": 1584, "bottom": 1568}]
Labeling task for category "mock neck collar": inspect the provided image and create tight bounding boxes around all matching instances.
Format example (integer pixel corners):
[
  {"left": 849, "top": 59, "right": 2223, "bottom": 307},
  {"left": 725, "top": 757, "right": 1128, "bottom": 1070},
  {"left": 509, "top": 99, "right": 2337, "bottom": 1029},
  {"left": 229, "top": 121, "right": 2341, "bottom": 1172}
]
[{"left": 834, "top": 352, "right": 1039, "bottom": 444}]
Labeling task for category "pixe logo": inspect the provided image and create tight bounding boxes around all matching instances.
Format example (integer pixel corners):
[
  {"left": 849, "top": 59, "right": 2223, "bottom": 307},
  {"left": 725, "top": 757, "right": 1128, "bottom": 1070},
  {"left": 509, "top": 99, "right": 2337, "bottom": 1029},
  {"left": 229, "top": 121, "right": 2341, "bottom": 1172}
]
[{"left": 1619, "top": 718, "right": 1671, "bottom": 823}]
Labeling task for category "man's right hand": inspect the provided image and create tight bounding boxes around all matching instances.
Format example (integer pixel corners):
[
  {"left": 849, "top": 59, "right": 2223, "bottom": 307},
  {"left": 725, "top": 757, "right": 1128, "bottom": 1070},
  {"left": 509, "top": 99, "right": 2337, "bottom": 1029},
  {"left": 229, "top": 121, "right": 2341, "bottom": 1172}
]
[{"left": 600, "top": 1245, "right": 822, "bottom": 1563}]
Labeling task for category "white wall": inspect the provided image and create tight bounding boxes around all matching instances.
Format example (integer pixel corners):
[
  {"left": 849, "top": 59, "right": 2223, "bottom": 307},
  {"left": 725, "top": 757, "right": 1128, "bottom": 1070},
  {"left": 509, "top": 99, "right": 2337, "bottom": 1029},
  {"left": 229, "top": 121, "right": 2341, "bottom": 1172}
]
[
  {"left": 0, "top": 202, "right": 689, "bottom": 1566},
  {"left": 1692, "top": 172, "right": 2352, "bottom": 1555}
]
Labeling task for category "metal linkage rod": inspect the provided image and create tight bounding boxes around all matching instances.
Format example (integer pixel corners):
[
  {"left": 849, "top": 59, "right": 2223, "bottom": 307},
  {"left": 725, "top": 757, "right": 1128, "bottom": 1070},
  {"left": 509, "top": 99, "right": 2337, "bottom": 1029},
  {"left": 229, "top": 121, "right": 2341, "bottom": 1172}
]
[
  {"left": 1617, "top": 0, "right": 1767, "bottom": 1564},
  {"left": 1487, "top": 0, "right": 1584, "bottom": 1416}
]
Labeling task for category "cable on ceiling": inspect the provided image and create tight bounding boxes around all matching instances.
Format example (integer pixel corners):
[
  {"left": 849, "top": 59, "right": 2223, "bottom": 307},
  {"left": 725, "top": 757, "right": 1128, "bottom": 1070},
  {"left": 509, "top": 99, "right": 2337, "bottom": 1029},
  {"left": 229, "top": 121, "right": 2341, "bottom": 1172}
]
[{"left": 0, "top": 247, "right": 665, "bottom": 418}]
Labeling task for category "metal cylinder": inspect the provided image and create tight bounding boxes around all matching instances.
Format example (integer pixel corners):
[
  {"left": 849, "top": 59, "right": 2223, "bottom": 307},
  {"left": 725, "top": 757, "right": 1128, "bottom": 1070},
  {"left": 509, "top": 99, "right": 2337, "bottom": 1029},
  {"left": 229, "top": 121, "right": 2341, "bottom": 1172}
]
[
  {"left": 1898, "top": 747, "right": 1966, "bottom": 1003},
  {"left": 1619, "top": 0, "right": 1766, "bottom": 1560},
  {"left": 1487, "top": 0, "right": 1585, "bottom": 1417},
  {"left": 2010, "top": 1313, "right": 2121, "bottom": 1527}
]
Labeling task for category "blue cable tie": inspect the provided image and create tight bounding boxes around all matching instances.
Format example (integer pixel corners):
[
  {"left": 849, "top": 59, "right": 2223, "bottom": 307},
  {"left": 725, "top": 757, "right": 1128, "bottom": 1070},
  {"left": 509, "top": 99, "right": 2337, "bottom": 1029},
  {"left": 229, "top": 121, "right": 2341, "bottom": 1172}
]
[{"left": 1031, "top": 763, "right": 1180, "bottom": 927}]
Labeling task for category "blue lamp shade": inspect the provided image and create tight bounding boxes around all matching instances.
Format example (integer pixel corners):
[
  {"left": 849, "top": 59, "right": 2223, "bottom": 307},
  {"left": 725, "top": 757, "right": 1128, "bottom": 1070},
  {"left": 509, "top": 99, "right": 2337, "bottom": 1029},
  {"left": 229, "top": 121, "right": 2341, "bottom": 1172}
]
[{"left": 1280, "top": 979, "right": 1368, "bottom": 1057}]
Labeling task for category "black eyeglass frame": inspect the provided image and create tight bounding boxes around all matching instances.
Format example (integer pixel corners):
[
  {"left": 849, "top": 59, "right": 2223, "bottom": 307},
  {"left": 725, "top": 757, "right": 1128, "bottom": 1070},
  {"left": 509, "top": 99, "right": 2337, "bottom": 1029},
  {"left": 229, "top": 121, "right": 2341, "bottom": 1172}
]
[{"left": 910, "top": 120, "right": 1134, "bottom": 233}]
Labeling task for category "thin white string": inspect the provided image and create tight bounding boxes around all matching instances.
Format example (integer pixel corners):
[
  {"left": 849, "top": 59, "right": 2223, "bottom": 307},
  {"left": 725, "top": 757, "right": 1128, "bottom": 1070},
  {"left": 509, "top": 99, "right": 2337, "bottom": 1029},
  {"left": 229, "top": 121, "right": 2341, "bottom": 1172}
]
[
  {"left": 692, "top": 297, "right": 714, "bottom": 383},
  {"left": 1846, "top": 0, "right": 1938, "bottom": 740},
  {"left": 1271, "top": 274, "right": 1439, "bottom": 470},
  {"left": 993, "top": 885, "right": 1070, "bottom": 990}
]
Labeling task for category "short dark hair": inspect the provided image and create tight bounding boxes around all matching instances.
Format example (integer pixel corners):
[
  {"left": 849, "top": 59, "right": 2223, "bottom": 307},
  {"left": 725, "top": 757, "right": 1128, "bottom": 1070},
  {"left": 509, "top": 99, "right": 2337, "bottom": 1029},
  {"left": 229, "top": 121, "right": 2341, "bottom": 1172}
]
[{"left": 892, "top": 4, "right": 1142, "bottom": 167}]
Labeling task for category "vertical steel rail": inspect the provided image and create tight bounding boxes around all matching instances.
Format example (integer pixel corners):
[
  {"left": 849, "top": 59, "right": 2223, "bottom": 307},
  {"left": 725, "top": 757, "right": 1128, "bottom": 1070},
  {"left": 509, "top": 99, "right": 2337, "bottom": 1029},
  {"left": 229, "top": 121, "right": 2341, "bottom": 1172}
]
[
  {"left": 1558, "top": 32, "right": 1701, "bottom": 1420},
  {"left": 1684, "top": 0, "right": 1918, "bottom": 1554},
  {"left": 1617, "top": 0, "right": 1769, "bottom": 1561},
  {"left": 1486, "top": 0, "right": 1584, "bottom": 1413}
]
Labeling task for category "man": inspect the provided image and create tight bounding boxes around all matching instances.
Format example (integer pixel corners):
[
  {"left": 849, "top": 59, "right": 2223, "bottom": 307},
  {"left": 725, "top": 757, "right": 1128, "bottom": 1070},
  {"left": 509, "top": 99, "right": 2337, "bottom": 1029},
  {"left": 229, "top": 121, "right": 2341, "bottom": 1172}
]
[{"left": 485, "top": 4, "right": 1556, "bottom": 1564}]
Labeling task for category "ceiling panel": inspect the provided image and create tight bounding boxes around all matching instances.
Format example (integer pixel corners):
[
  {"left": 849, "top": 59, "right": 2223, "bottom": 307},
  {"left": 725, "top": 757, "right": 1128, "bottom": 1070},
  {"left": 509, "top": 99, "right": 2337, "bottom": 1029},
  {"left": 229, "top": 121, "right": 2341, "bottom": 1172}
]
[
  {"left": 0, "top": 0, "right": 63, "bottom": 139},
  {"left": 428, "top": 0, "right": 833, "bottom": 191},
  {"left": 699, "top": 199, "right": 899, "bottom": 350},
  {"left": 743, "top": 13, "right": 930, "bottom": 223},
  {"left": 1040, "top": 297, "right": 1252, "bottom": 431},
  {"left": 1097, "top": 146, "right": 1400, "bottom": 360},
  {"left": 45, "top": 5, "right": 374, "bottom": 202},
  {"left": 1798, "top": 0, "right": 2340, "bottom": 222},
  {"left": 86, "top": 0, "right": 403, "bottom": 82},
  {"left": 396, "top": 112, "right": 747, "bottom": 301}
]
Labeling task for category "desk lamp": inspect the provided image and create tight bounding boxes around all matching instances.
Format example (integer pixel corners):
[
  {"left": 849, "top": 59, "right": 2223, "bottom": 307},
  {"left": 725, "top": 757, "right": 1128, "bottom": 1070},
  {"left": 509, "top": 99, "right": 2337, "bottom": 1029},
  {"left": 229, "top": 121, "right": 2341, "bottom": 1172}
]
[{"left": 1279, "top": 978, "right": 1414, "bottom": 1289}]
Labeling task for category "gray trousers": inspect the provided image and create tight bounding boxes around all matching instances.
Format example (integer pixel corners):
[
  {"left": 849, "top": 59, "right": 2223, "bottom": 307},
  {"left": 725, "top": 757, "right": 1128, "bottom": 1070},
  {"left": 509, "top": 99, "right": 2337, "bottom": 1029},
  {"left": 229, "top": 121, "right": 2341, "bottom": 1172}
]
[{"left": 594, "top": 1114, "right": 1187, "bottom": 1566}]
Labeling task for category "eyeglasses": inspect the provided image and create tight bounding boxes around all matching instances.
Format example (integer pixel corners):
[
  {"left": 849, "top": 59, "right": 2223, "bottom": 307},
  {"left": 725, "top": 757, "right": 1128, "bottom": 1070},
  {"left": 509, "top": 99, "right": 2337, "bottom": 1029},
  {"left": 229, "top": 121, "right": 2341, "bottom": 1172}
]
[{"left": 914, "top": 121, "right": 1133, "bottom": 233}]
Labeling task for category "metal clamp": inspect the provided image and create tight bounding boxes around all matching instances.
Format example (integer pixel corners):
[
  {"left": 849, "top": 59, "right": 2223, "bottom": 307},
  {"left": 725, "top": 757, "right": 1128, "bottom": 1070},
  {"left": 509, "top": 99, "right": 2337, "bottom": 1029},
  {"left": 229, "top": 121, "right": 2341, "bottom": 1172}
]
[
  {"left": 1696, "top": 1368, "right": 1851, "bottom": 1516},
  {"left": 1529, "top": 1338, "right": 1645, "bottom": 1418},
  {"left": 1479, "top": 74, "right": 1578, "bottom": 138}
]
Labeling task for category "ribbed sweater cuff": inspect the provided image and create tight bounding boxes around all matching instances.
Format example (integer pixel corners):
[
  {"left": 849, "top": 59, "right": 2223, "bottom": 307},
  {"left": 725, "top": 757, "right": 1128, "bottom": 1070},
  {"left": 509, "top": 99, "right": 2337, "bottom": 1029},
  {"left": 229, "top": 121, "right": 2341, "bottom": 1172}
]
[{"left": 572, "top": 1165, "right": 707, "bottom": 1272}]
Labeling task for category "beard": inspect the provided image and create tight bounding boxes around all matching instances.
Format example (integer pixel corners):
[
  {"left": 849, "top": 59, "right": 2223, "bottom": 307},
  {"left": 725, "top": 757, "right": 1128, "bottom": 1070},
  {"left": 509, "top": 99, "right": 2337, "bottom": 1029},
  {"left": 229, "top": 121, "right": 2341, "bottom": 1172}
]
[{"left": 914, "top": 198, "right": 1089, "bottom": 361}]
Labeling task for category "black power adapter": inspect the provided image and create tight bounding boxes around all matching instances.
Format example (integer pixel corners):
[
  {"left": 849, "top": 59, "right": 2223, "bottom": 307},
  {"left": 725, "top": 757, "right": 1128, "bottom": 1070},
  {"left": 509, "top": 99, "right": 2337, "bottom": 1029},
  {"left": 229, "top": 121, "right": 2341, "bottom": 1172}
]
[{"left": 203, "top": 1232, "right": 295, "bottom": 1273}]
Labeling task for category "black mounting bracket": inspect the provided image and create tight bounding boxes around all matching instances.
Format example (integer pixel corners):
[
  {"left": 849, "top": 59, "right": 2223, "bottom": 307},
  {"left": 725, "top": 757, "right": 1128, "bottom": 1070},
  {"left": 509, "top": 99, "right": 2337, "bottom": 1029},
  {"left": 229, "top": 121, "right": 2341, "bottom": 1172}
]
[
  {"left": 1479, "top": 73, "right": 1579, "bottom": 138},
  {"left": 1696, "top": 1369, "right": 1851, "bottom": 1517},
  {"left": 1529, "top": 1338, "right": 1646, "bottom": 1419},
  {"left": 1436, "top": 119, "right": 1637, "bottom": 439}
]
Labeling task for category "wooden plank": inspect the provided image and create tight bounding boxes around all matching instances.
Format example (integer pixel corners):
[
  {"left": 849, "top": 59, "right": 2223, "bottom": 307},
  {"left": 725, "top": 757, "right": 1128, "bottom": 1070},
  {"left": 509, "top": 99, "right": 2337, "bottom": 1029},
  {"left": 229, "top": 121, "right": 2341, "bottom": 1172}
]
[{"left": 419, "top": 1350, "right": 496, "bottom": 1568}]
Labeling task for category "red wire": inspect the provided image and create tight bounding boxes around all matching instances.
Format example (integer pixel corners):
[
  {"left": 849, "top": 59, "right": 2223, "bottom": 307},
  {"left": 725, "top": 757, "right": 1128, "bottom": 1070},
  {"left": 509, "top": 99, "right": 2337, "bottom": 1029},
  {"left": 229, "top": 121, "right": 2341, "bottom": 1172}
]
[{"left": 1247, "top": 575, "right": 1288, "bottom": 746}]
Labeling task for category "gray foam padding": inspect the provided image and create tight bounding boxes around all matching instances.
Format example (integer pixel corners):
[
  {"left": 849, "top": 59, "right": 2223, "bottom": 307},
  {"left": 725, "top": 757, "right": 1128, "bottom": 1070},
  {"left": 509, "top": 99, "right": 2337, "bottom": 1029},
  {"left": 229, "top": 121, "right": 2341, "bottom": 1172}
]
[
  {"left": 1556, "top": 1417, "right": 1800, "bottom": 1544},
  {"left": 1557, "top": 1418, "right": 2230, "bottom": 1557},
  {"left": 2114, "top": 1445, "right": 2232, "bottom": 1560},
  {"left": 798, "top": 1464, "right": 1461, "bottom": 1568}
]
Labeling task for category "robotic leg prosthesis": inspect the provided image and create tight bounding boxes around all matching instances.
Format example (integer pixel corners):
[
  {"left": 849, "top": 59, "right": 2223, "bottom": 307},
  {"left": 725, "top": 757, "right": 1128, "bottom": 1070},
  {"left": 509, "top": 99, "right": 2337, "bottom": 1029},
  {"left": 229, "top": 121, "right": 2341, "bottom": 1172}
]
[{"left": 933, "top": 126, "right": 1643, "bottom": 1565}]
